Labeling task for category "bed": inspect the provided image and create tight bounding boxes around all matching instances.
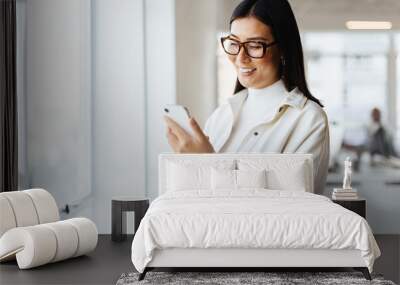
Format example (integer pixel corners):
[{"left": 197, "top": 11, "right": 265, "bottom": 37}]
[{"left": 131, "top": 153, "right": 380, "bottom": 281}]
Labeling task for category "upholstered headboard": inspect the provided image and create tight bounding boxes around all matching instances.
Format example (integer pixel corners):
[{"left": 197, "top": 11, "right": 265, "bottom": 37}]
[{"left": 159, "top": 153, "right": 314, "bottom": 195}]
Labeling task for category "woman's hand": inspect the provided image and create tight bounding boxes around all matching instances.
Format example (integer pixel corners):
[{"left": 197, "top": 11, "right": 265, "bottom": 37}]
[{"left": 164, "top": 116, "right": 215, "bottom": 153}]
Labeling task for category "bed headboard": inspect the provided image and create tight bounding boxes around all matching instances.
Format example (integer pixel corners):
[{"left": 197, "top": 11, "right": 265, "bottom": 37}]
[{"left": 159, "top": 153, "right": 314, "bottom": 196}]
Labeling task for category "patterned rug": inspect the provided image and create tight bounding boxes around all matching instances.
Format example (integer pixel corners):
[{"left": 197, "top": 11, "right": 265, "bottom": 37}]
[{"left": 116, "top": 271, "right": 396, "bottom": 285}]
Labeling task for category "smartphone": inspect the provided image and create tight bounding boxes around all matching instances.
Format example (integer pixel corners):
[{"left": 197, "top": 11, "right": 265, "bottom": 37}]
[{"left": 163, "top": 104, "right": 193, "bottom": 136}]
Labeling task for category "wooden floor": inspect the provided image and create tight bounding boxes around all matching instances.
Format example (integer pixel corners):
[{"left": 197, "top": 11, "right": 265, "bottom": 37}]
[
  {"left": 0, "top": 235, "right": 398, "bottom": 285},
  {"left": 0, "top": 235, "right": 134, "bottom": 285}
]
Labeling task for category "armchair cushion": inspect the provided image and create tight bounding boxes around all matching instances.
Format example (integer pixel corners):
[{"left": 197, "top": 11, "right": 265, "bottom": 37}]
[
  {"left": 0, "top": 189, "right": 97, "bottom": 269},
  {"left": 0, "top": 189, "right": 59, "bottom": 236},
  {"left": 0, "top": 218, "right": 98, "bottom": 269}
]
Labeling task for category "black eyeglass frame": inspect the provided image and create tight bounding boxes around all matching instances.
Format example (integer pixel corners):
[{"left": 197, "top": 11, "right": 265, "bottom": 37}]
[{"left": 220, "top": 36, "right": 278, "bottom": 59}]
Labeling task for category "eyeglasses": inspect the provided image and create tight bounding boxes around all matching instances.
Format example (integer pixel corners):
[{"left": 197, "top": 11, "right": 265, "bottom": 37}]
[{"left": 220, "top": 36, "right": 277, "bottom": 59}]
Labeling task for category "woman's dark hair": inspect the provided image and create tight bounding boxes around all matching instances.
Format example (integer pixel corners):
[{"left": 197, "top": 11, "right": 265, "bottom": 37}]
[{"left": 230, "top": 0, "right": 323, "bottom": 107}]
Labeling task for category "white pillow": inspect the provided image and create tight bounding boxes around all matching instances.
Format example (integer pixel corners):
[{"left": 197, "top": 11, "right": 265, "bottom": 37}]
[
  {"left": 211, "top": 168, "right": 236, "bottom": 189},
  {"left": 167, "top": 160, "right": 235, "bottom": 191},
  {"left": 237, "top": 159, "right": 308, "bottom": 191},
  {"left": 267, "top": 163, "right": 307, "bottom": 191},
  {"left": 236, "top": 169, "right": 267, "bottom": 189},
  {"left": 211, "top": 168, "right": 267, "bottom": 190}
]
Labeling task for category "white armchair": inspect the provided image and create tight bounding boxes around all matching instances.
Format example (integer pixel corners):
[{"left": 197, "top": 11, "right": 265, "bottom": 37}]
[{"left": 0, "top": 188, "right": 97, "bottom": 269}]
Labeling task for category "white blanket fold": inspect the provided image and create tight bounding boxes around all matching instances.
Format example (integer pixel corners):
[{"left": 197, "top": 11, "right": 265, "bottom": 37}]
[{"left": 131, "top": 190, "right": 380, "bottom": 273}]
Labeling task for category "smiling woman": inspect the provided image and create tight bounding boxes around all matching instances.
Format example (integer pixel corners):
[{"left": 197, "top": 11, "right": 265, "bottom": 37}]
[
  {"left": 221, "top": 17, "right": 281, "bottom": 89},
  {"left": 164, "top": 0, "right": 330, "bottom": 194}
]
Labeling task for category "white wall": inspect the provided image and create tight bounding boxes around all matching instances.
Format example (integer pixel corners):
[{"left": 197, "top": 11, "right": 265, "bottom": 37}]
[
  {"left": 18, "top": 0, "right": 220, "bottom": 232},
  {"left": 216, "top": 0, "right": 241, "bottom": 32},
  {"left": 19, "top": 0, "right": 178, "bottom": 233},
  {"left": 142, "top": 0, "right": 220, "bottom": 199},
  {"left": 92, "top": 0, "right": 146, "bottom": 233},
  {"left": 24, "top": 0, "right": 92, "bottom": 208},
  {"left": 175, "top": 0, "right": 218, "bottom": 126},
  {"left": 144, "top": 0, "right": 177, "bottom": 199}
]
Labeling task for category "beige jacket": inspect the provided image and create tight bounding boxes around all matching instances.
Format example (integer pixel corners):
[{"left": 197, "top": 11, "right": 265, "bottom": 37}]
[{"left": 204, "top": 87, "right": 330, "bottom": 194}]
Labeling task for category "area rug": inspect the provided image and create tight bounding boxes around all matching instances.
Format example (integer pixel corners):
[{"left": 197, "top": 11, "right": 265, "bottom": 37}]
[{"left": 116, "top": 271, "right": 396, "bottom": 285}]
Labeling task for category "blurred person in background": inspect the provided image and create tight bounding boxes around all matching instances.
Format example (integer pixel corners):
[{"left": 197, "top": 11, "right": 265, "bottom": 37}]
[{"left": 368, "top": 108, "right": 400, "bottom": 168}]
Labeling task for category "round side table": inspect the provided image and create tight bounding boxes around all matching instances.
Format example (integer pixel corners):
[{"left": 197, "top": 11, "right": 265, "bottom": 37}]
[{"left": 111, "top": 197, "right": 149, "bottom": 242}]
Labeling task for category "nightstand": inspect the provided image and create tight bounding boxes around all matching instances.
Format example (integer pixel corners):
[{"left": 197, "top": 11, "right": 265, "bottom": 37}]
[
  {"left": 111, "top": 197, "right": 149, "bottom": 242},
  {"left": 332, "top": 198, "right": 366, "bottom": 218}
]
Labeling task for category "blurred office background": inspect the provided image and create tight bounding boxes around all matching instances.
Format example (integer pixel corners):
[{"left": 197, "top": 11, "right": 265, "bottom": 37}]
[{"left": 14, "top": 0, "right": 400, "bottom": 234}]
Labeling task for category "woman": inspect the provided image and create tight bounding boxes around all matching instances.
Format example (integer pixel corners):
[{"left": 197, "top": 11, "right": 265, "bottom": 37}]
[
  {"left": 368, "top": 108, "right": 400, "bottom": 167},
  {"left": 164, "top": 0, "right": 329, "bottom": 194}
]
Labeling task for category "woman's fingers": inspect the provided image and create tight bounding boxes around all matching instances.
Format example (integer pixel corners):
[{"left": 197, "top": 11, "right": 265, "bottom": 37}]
[
  {"left": 166, "top": 127, "right": 179, "bottom": 152},
  {"left": 189, "top": 118, "right": 207, "bottom": 141},
  {"left": 164, "top": 115, "right": 214, "bottom": 153},
  {"left": 164, "top": 115, "right": 189, "bottom": 140}
]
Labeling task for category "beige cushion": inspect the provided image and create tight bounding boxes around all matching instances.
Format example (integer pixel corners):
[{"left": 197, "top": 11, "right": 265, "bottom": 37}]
[
  {"left": 24, "top": 188, "right": 60, "bottom": 223},
  {"left": 0, "top": 196, "right": 16, "bottom": 237},
  {"left": 0, "top": 189, "right": 59, "bottom": 237},
  {"left": 0, "top": 218, "right": 98, "bottom": 269},
  {"left": 0, "top": 191, "right": 39, "bottom": 227}
]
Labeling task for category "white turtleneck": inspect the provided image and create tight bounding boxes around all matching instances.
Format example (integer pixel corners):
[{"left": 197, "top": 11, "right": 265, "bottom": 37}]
[{"left": 221, "top": 79, "right": 287, "bottom": 152}]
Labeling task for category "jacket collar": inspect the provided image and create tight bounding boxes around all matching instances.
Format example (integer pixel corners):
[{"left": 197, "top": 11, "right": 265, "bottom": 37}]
[{"left": 227, "top": 85, "right": 308, "bottom": 123}]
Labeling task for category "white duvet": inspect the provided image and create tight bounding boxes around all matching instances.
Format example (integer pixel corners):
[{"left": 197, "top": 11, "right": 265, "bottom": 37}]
[{"left": 131, "top": 190, "right": 380, "bottom": 273}]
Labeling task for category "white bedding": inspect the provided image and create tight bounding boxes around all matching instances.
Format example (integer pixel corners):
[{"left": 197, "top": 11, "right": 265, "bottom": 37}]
[{"left": 131, "top": 190, "right": 380, "bottom": 273}]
